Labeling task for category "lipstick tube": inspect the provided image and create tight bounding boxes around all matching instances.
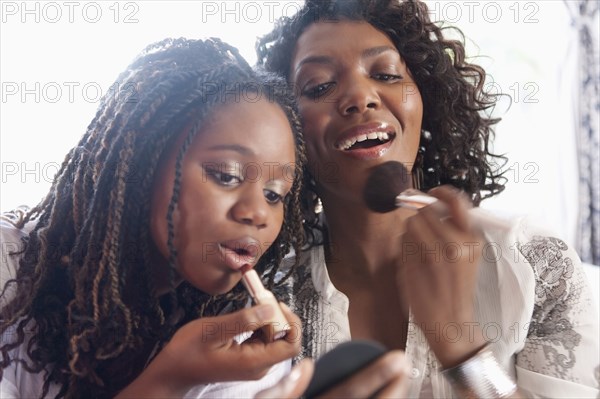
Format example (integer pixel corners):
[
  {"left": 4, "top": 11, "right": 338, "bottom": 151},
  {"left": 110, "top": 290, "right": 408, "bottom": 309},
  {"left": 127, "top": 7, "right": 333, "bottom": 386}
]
[{"left": 241, "top": 267, "right": 290, "bottom": 341}]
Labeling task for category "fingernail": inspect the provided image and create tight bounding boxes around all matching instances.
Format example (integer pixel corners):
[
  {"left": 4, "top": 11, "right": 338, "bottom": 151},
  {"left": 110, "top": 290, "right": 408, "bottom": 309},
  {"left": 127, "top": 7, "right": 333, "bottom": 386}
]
[{"left": 255, "top": 304, "right": 275, "bottom": 320}]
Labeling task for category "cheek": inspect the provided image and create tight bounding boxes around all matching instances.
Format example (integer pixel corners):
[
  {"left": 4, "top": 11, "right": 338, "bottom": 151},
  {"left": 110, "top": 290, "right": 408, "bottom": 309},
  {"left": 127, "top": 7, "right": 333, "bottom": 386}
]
[
  {"left": 403, "top": 83, "right": 423, "bottom": 123},
  {"left": 298, "top": 103, "right": 330, "bottom": 175},
  {"left": 270, "top": 214, "right": 285, "bottom": 244}
]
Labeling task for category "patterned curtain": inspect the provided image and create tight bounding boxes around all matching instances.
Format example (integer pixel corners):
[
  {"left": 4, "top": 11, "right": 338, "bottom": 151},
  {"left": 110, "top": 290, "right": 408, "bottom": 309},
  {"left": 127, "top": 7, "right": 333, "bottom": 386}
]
[{"left": 565, "top": 0, "right": 600, "bottom": 265}]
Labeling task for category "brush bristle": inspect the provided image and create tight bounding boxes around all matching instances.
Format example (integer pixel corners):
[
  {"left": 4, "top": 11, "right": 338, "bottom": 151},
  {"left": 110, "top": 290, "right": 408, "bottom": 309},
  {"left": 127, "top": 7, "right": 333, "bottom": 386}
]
[{"left": 363, "top": 161, "right": 412, "bottom": 213}]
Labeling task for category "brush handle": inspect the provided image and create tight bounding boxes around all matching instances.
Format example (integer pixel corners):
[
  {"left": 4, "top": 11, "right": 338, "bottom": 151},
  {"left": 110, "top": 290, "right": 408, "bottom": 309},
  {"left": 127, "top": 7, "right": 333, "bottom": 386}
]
[{"left": 396, "top": 194, "right": 512, "bottom": 231}]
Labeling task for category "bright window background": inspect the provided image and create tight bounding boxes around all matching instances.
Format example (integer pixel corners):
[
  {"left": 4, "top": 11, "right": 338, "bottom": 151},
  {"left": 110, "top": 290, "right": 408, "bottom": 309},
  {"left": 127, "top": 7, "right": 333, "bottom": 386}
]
[{"left": 0, "top": 1, "right": 590, "bottom": 247}]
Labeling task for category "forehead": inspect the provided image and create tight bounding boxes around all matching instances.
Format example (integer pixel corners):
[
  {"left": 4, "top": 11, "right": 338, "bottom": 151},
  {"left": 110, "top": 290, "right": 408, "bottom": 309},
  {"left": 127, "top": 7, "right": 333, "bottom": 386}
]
[
  {"left": 191, "top": 98, "right": 295, "bottom": 162},
  {"left": 292, "top": 20, "right": 397, "bottom": 64}
]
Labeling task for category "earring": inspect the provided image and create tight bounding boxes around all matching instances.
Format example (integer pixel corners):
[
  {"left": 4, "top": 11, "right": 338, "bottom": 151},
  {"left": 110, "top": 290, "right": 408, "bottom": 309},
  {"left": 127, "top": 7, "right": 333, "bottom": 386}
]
[
  {"left": 413, "top": 130, "right": 431, "bottom": 190},
  {"left": 314, "top": 196, "right": 323, "bottom": 214},
  {"left": 412, "top": 145, "right": 426, "bottom": 190},
  {"left": 412, "top": 164, "right": 424, "bottom": 190}
]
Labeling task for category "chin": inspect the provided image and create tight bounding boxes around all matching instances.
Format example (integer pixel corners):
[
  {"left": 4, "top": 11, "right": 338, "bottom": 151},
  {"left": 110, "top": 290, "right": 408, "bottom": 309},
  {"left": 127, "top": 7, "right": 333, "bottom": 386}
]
[{"left": 204, "top": 278, "right": 242, "bottom": 296}]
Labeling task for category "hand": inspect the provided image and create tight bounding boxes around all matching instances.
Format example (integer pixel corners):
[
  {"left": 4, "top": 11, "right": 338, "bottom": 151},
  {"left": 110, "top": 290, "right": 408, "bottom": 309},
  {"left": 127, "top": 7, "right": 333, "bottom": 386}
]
[
  {"left": 399, "top": 186, "right": 486, "bottom": 367},
  {"left": 117, "top": 303, "right": 302, "bottom": 398},
  {"left": 256, "top": 351, "right": 409, "bottom": 399}
]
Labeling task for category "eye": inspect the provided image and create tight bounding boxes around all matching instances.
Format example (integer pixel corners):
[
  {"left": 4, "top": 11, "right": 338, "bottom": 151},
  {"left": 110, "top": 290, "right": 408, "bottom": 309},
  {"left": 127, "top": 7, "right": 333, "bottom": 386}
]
[
  {"left": 263, "top": 189, "right": 285, "bottom": 205},
  {"left": 205, "top": 168, "right": 243, "bottom": 187},
  {"left": 302, "top": 82, "right": 335, "bottom": 99},
  {"left": 372, "top": 73, "right": 403, "bottom": 82}
]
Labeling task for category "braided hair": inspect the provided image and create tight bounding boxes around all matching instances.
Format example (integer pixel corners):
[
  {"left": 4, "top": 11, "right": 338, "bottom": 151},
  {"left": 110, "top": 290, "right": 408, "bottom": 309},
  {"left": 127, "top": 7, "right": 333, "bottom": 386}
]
[
  {"left": 0, "top": 38, "right": 306, "bottom": 398},
  {"left": 256, "top": 0, "right": 507, "bottom": 243}
]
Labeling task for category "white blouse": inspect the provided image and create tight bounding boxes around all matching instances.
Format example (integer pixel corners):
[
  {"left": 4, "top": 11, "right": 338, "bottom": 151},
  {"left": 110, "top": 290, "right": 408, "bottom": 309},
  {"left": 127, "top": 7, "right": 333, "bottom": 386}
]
[{"left": 276, "top": 216, "right": 600, "bottom": 398}]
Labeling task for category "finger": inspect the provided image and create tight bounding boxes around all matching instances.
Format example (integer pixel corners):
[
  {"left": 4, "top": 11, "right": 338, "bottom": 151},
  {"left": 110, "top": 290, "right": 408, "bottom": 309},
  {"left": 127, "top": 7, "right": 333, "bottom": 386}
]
[
  {"left": 246, "top": 302, "right": 302, "bottom": 345},
  {"left": 237, "top": 310, "right": 301, "bottom": 374},
  {"left": 404, "top": 213, "right": 441, "bottom": 267},
  {"left": 317, "top": 351, "right": 409, "bottom": 399},
  {"left": 233, "top": 339, "right": 301, "bottom": 381},
  {"left": 374, "top": 352, "right": 411, "bottom": 398},
  {"left": 418, "top": 201, "right": 465, "bottom": 249},
  {"left": 428, "top": 186, "right": 472, "bottom": 231},
  {"left": 254, "top": 359, "right": 314, "bottom": 399},
  {"left": 279, "top": 303, "right": 302, "bottom": 346},
  {"left": 375, "top": 374, "right": 410, "bottom": 398},
  {"left": 203, "top": 304, "right": 276, "bottom": 343}
]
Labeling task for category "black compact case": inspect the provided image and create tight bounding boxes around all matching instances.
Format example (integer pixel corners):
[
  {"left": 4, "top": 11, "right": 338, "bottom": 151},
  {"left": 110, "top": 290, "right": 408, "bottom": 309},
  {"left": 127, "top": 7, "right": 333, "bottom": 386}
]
[{"left": 304, "top": 340, "right": 387, "bottom": 398}]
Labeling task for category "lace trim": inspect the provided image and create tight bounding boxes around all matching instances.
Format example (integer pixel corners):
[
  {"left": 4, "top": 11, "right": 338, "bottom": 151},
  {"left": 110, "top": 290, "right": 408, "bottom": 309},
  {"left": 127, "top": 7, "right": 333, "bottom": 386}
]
[{"left": 517, "top": 236, "right": 585, "bottom": 381}]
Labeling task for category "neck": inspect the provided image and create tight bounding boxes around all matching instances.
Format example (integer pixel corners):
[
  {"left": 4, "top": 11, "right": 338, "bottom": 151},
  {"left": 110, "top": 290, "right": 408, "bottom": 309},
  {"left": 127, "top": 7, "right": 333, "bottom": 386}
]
[{"left": 320, "top": 194, "right": 415, "bottom": 278}]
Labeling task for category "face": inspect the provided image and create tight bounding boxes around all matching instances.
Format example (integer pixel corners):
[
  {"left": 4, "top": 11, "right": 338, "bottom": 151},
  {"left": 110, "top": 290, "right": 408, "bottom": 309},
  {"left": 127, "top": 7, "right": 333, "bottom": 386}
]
[
  {"left": 290, "top": 20, "right": 423, "bottom": 204},
  {"left": 150, "top": 97, "right": 296, "bottom": 295}
]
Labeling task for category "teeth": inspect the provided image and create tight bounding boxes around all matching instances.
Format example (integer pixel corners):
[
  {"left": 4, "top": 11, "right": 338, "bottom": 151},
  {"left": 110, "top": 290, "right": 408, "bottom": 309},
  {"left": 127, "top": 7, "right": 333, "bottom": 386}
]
[{"left": 337, "top": 131, "right": 393, "bottom": 150}]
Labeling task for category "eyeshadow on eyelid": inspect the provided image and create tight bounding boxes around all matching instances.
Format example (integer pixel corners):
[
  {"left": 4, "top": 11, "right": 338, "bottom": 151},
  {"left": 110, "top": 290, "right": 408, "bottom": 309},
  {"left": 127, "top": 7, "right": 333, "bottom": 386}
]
[{"left": 266, "top": 180, "right": 289, "bottom": 194}]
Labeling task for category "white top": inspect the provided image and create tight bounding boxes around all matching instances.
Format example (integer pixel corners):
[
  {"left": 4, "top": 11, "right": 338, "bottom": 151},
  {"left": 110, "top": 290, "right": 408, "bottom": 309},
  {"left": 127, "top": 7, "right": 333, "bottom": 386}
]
[
  {"left": 278, "top": 216, "right": 600, "bottom": 398},
  {"left": 0, "top": 219, "right": 289, "bottom": 398}
]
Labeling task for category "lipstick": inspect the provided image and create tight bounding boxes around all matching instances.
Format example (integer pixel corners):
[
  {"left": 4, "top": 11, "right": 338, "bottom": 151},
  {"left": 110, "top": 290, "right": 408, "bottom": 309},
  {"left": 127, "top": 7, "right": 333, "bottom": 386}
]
[{"left": 241, "top": 265, "right": 290, "bottom": 341}]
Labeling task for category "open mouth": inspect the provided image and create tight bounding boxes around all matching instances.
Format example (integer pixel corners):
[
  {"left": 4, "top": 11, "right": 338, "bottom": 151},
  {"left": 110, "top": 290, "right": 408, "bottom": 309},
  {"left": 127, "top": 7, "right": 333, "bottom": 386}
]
[
  {"left": 224, "top": 245, "right": 252, "bottom": 257},
  {"left": 219, "top": 237, "right": 261, "bottom": 271},
  {"left": 336, "top": 132, "right": 395, "bottom": 151},
  {"left": 220, "top": 243, "right": 257, "bottom": 260}
]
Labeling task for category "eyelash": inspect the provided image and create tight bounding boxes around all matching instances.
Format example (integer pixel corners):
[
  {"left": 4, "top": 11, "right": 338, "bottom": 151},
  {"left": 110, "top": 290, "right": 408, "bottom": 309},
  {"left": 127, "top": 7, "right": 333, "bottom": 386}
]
[
  {"left": 302, "top": 73, "right": 403, "bottom": 99},
  {"left": 302, "top": 82, "right": 335, "bottom": 99},
  {"left": 205, "top": 168, "right": 286, "bottom": 205},
  {"left": 263, "top": 190, "right": 285, "bottom": 205},
  {"left": 373, "top": 73, "right": 403, "bottom": 82},
  {"left": 206, "top": 169, "right": 242, "bottom": 187}
]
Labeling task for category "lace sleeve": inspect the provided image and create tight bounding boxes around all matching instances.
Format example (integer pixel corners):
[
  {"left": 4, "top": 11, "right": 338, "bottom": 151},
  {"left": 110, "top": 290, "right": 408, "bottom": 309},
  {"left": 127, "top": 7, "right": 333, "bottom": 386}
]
[{"left": 515, "top": 235, "right": 599, "bottom": 395}]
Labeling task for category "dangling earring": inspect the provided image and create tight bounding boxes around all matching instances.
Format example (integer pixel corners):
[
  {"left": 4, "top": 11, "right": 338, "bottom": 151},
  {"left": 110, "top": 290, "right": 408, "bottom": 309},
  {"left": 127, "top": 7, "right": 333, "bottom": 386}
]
[
  {"left": 412, "top": 163, "right": 424, "bottom": 190},
  {"left": 314, "top": 196, "right": 323, "bottom": 214},
  {"left": 412, "top": 130, "right": 430, "bottom": 190}
]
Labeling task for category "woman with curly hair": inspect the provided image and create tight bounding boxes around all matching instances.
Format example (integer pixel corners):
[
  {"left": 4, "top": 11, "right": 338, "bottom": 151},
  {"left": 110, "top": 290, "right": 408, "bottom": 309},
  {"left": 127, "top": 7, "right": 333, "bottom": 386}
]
[
  {"left": 0, "top": 37, "right": 311, "bottom": 398},
  {"left": 256, "top": 0, "right": 599, "bottom": 397}
]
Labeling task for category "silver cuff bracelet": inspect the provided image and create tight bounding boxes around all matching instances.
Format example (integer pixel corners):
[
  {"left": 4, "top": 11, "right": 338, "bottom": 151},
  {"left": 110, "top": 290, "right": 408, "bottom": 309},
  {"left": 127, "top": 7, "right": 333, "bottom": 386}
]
[{"left": 441, "top": 345, "right": 517, "bottom": 398}]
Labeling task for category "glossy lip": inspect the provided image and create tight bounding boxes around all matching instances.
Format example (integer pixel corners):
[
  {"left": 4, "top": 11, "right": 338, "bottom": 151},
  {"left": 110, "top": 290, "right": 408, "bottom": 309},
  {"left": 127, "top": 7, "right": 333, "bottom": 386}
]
[
  {"left": 218, "top": 236, "right": 261, "bottom": 271},
  {"left": 334, "top": 122, "right": 397, "bottom": 160}
]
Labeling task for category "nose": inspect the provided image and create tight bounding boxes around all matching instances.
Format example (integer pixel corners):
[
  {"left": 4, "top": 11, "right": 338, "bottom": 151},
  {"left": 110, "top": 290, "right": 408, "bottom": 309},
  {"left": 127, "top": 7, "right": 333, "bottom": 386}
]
[
  {"left": 338, "top": 77, "right": 380, "bottom": 116},
  {"left": 231, "top": 187, "right": 269, "bottom": 229}
]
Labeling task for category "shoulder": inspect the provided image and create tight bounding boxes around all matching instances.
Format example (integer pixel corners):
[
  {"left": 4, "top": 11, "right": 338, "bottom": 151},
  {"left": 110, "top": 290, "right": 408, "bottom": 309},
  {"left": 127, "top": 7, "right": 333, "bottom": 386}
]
[
  {"left": 0, "top": 216, "right": 36, "bottom": 308},
  {"left": 482, "top": 215, "right": 583, "bottom": 282}
]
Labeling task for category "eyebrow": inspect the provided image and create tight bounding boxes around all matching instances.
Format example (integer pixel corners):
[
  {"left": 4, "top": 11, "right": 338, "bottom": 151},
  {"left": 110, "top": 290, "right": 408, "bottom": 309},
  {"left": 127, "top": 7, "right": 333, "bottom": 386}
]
[
  {"left": 207, "top": 144, "right": 295, "bottom": 176},
  {"left": 207, "top": 144, "right": 253, "bottom": 155},
  {"left": 295, "top": 45, "right": 398, "bottom": 72}
]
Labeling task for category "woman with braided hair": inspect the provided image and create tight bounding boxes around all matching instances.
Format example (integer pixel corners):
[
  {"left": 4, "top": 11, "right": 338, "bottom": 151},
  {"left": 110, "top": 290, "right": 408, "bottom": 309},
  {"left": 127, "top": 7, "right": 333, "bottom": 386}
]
[
  {"left": 0, "top": 37, "right": 312, "bottom": 398},
  {"left": 255, "top": 0, "right": 600, "bottom": 397}
]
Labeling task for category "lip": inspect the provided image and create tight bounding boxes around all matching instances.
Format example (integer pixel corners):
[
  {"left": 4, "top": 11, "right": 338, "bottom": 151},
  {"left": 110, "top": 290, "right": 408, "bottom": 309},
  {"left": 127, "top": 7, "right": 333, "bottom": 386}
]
[
  {"left": 334, "top": 122, "right": 396, "bottom": 160},
  {"left": 218, "top": 236, "right": 261, "bottom": 271}
]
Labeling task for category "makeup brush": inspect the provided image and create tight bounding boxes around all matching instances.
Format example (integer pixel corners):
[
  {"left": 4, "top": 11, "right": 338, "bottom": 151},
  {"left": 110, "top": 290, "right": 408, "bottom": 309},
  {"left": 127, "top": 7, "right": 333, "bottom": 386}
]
[{"left": 363, "top": 161, "right": 512, "bottom": 231}]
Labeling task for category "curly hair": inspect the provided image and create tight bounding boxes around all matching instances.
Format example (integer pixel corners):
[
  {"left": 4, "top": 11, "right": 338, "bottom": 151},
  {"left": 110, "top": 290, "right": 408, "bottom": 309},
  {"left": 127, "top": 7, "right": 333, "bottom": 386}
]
[
  {"left": 0, "top": 38, "right": 306, "bottom": 398},
  {"left": 256, "top": 0, "right": 507, "bottom": 238}
]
